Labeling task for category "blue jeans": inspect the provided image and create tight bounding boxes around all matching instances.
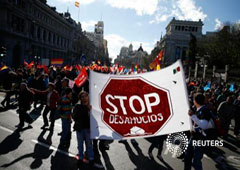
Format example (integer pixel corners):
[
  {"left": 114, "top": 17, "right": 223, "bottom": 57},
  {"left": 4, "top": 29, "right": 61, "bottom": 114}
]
[
  {"left": 76, "top": 129, "right": 94, "bottom": 160},
  {"left": 60, "top": 118, "right": 71, "bottom": 145},
  {"left": 184, "top": 138, "right": 203, "bottom": 170}
]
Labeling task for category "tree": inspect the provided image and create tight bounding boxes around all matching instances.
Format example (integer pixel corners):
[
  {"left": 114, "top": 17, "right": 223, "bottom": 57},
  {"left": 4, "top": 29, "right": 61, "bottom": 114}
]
[{"left": 197, "top": 21, "right": 240, "bottom": 69}]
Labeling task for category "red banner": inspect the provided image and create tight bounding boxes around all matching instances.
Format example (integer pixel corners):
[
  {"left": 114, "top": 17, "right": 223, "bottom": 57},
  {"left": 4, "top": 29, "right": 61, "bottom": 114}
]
[{"left": 74, "top": 67, "right": 88, "bottom": 87}]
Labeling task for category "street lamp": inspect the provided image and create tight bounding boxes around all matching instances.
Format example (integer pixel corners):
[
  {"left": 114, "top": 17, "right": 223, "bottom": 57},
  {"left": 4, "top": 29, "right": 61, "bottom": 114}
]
[
  {"left": 202, "top": 53, "right": 210, "bottom": 80},
  {"left": 38, "top": 56, "right": 41, "bottom": 64},
  {"left": 34, "top": 56, "right": 41, "bottom": 64},
  {"left": 194, "top": 53, "right": 200, "bottom": 79}
]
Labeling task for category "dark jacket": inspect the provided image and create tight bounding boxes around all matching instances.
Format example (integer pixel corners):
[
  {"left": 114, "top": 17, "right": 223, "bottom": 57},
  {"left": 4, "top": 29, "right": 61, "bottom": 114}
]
[
  {"left": 192, "top": 105, "right": 217, "bottom": 140},
  {"left": 196, "top": 106, "right": 211, "bottom": 121},
  {"left": 72, "top": 104, "right": 90, "bottom": 131},
  {"left": 18, "top": 88, "right": 34, "bottom": 110}
]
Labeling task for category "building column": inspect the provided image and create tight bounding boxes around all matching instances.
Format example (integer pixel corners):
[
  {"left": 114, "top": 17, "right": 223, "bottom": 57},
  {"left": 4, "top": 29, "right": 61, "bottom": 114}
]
[
  {"left": 40, "top": 28, "right": 43, "bottom": 42},
  {"left": 34, "top": 25, "right": 37, "bottom": 40},
  {"left": 46, "top": 30, "right": 49, "bottom": 44},
  {"left": 194, "top": 61, "right": 198, "bottom": 79}
]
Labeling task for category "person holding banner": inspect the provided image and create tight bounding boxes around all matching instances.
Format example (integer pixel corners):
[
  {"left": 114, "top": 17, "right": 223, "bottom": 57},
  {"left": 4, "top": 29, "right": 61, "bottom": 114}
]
[
  {"left": 184, "top": 93, "right": 216, "bottom": 170},
  {"left": 72, "top": 91, "right": 94, "bottom": 166}
]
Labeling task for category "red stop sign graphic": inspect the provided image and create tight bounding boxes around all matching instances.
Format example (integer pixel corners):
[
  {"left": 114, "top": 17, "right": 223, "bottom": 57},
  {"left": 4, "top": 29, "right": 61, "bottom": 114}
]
[{"left": 100, "top": 77, "right": 173, "bottom": 137}]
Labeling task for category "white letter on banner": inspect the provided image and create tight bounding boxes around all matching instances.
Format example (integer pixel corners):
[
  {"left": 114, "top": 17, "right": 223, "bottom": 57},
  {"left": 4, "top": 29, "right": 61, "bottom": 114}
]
[
  {"left": 129, "top": 95, "right": 145, "bottom": 114},
  {"left": 144, "top": 93, "right": 160, "bottom": 113},
  {"left": 114, "top": 96, "right": 127, "bottom": 115},
  {"left": 106, "top": 94, "right": 118, "bottom": 114}
]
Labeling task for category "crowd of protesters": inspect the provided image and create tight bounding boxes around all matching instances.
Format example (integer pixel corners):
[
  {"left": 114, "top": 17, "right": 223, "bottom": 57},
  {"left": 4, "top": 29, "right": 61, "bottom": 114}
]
[
  {"left": 184, "top": 79, "right": 240, "bottom": 170},
  {"left": 0, "top": 62, "right": 239, "bottom": 169}
]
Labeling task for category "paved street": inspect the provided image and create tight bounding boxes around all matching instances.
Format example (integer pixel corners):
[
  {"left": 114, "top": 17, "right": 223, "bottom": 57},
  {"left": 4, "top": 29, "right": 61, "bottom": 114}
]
[{"left": 0, "top": 94, "right": 240, "bottom": 170}]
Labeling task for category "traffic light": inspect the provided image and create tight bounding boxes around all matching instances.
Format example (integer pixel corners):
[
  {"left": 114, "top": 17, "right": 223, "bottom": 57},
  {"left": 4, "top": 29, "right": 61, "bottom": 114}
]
[{"left": 0, "top": 46, "right": 7, "bottom": 57}]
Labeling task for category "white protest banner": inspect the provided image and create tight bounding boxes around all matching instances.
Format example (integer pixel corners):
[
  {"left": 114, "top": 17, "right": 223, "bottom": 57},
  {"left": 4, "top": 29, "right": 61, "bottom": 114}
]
[{"left": 90, "top": 60, "right": 190, "bottom": 140}]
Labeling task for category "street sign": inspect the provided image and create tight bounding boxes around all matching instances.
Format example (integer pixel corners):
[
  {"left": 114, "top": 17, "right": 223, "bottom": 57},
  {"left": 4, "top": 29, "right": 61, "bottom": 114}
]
[{"left": 100, "top": 77, "right": 172, "bottom": 137}]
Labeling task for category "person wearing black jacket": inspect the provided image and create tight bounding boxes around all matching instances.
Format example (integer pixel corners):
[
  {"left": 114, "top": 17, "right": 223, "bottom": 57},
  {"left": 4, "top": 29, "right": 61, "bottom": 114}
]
[
  {"left": 184, "top": 93, "right": 216, "bottom": 170},
  {"left": 233, "top": 96, "right": 240, "bottom": 138},
  {"left": 17, "top": 82, "right": 34, "bottom": 129},
  {"left": 72, "top": 91, "right": 94, "bottom": 166}
]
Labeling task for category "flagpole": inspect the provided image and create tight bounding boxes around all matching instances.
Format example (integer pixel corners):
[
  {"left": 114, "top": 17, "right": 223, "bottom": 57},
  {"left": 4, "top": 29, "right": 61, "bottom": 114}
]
[{"left": 78, "top": 5, "right": 80, "bottom": 23}]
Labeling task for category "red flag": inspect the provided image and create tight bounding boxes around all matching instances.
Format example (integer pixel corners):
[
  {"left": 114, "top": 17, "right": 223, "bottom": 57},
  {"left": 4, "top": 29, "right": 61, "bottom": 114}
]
[
  {"left": 75, "top": 68, "right": 88, "bottom": 87},
  {"left": 24, "top": 60, "right": 28, "bottom": 67},
  {"left": 36, "top": 64, "right": 49, "bottom": 74},
  {"left": 28, "top": 61, "right": 34, "bottom": 69},
  {"left": 42, "top": 65, "right": 49, "bottom": 74},
  {"left": 90, "top": 64, "right": 97, "bottom": 70},
  {"left": 75, "top": 65, "right": 81, "bottom": 71},
  {"left": 149, "top": 58, "right": 158, "bottom": 70},
  {"left": 64, "top": 65, "right": 73, "bottom": 71},
  {"left": 157, "top": 49, "right": 163, "bottom": 61},
  {"left": 118, "top": 66, "right": 124, "bottom": 73}
]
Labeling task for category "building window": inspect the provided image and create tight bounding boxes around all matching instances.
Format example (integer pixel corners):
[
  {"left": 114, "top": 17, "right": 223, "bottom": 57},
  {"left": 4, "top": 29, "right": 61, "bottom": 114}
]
[
  {"left": 181, "top": 26, "right": 184, "bottom": 31},
  {"left": 43, "top": 30, "right": 46, "bottom": 41},
  {"left": 189, "top": 26, "right": 192, "bottom": 32},
  {"left": 10, "top": 0, "right": 25, "bottom": 9},
  {"left": 196, "top": 27, "right": 198, "bottom": 32},
  {"left": 57, "top": 36, "right": 59, "bottom": 45},
  {"left": 11, "top": 15, "right": 24, "bottom": 33},
  {"left": 37, "top": 27, "right": 41, "bottom": 39},
  {"left": 48, "top": 32, "right": 51, "bottom": 42},
  {"left": 30, "top": 23, "right": 34, "bottom": 38},
  {"left": 53, "top": 34, "right": 55, "bottom": 44},
  {"left": 175, "top": 47, "right": 181, "bottom": 60}
]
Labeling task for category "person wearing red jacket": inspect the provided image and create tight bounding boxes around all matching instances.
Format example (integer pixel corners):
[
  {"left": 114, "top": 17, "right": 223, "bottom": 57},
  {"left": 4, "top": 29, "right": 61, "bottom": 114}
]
[{"left": 31, "top": 82, "right": 60, "bottom": 130}]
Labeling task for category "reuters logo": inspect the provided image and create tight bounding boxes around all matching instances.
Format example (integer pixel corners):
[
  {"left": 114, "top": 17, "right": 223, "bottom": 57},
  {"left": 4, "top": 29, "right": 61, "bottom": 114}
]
[{"left": 166, "top": 132, "right": 188, "bottom": 157}]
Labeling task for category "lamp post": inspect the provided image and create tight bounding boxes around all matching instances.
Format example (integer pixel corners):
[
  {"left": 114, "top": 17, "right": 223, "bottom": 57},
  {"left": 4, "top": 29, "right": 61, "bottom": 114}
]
[
  {"left": 38, "top": 56, "right": 41, "bottom": 64},
  {"left": 202, "top": 53, "right": 210, "bottom": 80},
  {"left": 34, "top": 56, "right": 40, "bottom": 64},
  {"left": 194, "top": 53, "right": 200, "bottom": 79}
]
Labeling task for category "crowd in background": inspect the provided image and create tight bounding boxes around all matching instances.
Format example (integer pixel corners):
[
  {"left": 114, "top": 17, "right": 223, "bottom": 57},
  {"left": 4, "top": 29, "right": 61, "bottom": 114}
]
[{"left": 0, "top": 62, "right": 239, "bottom": 169}]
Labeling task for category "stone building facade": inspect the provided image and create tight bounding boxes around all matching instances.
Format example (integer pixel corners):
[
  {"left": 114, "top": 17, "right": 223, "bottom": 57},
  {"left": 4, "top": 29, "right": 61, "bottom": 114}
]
[
  {"left": 158, "top": 17, "right": 203, "bottom": 66},
  {"left": 0, "top": 0, "right": 81, "bottom": 67},
  {"left": 83, "top": 21, "right": 109, "bottom": 62},
  {"left": 84, "top": 21, "right": 105, "bottom": 49},
  {"left": 115, "top": 44, "right": 148, "bottom": 68}
]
